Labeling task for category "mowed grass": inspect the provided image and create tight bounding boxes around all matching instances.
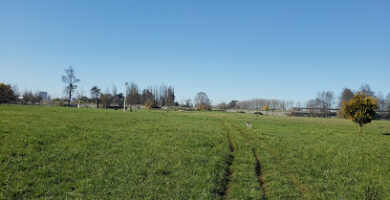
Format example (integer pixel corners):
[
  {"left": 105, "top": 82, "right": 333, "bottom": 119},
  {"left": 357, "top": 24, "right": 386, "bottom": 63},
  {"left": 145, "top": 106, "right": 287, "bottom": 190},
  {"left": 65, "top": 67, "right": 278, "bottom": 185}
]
[{"left": 1, "top": 105, "right": 390, "bottom": 199}]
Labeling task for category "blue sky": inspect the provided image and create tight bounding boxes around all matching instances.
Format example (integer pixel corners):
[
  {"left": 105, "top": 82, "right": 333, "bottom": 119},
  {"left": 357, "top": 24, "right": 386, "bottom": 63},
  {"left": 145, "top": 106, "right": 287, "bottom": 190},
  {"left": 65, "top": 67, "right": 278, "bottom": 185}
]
[{"left": 1, "top": 0, "right": 389, "bottom": 104}]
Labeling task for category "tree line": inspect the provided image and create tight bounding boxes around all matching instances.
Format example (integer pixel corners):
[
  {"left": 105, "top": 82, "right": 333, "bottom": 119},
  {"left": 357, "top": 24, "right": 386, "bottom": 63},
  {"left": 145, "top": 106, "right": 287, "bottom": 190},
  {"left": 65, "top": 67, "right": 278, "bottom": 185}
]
[
  {"left": 234, "top": 99, "right": 294, "bottom": 110},
  {"left": 0, "top": 83, "right": 46, "bottom": 105},
  {"left": 62, "top": 67, "right": 177, "bottom": 111},
  {"left": 1, "top": 66, "right": 390, "bottom": 117}
]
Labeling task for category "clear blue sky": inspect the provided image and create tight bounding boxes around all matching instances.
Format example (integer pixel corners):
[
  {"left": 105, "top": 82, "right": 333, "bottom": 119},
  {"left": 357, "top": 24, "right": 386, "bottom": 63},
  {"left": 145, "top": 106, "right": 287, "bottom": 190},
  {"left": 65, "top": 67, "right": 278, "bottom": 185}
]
[{"left": 1, "top": 0, "right": 389, "bottom": 104}]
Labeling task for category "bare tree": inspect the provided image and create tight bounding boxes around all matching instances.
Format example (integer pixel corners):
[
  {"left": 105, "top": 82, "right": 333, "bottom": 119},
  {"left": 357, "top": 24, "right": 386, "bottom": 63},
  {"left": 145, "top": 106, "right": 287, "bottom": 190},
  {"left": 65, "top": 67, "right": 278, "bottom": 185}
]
[
  {"left": 158, "top": 85, "right": 167, "bottom": 106},
  {"left": 127, "top": 82, "right": 140, "bottom": 111},
  {"left": 305, "top": 91, "right": 334, "bottom": 117},
  {"left": 216, "top": 102, "right": 228, "bottom": 110},
  {"left": 164, "top": 86, "right": 175, "bottom": 111},
  {"left": 100, "top": 88, "right": 112, "bottom": 109},
  {"left": 194, "top": 92, "right": 210, "bottom": 107},
  {"left": 111, "top": 85, "right": 121, "bottom": 106},
  {"left": 90, "top": 86, "right": 101, "bottom": 108},
  {"left": 34, "top": 91, "right": 42, "bottom": 105},
  {"left": 280, "top": 100, "right": 287, "bottom": 111},
  {"left": 360, "top": 83, "right": 375, "bottom": 97},
  {"left": 286, "top": 101, "right": 294, "bottom": 110},
  {"left": 12, "top": 85, "right": 20, "bottom": 102},
  {"left": 386, "top": 93, "right": 390, "bottom": 109},
  {"left": 76, "top": 87, "right": 85, "bottom": 101},
  {"left": 376, "top": 92, "right": 387, "bottom": 111},
  {"left": 306, "top": 98, "right": 324, "bottom": 116},
  {"left": 306, "top": 98, "right": 323, "bottom": 109},
  {"left": 324, "top": 91, "right": 334, "bottom": 109},
  {"left": 385, "top": 93, "right": 390, "bottom": 119},
  {"left": 62, "top": 66, "right": 80, "bottom": 106},
  {"left": 317, "top": 91, "right": 334, "bottom": 111},
  {"left": 270, "top": 99, "right": 279, "bottom": 110},
  {"left": 317, "top": 92, "right": 328, "bottom": 108},
  {"left": 236, "top": 98, "right": 293, "bottom": 110},
  {"left": 22, "top": 90, "right": 34, "bottom": 105}
]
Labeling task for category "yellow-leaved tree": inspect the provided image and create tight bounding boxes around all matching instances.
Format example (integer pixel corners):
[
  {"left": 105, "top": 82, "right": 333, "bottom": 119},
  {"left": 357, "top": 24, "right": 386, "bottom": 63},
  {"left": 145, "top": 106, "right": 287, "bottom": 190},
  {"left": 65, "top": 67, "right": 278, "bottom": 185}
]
[
  {"left": 342, "top": 92, "right": 377, "bottom": 133},
  {"left": 145, "top": 99, "right": 155, "bottom": 112}
]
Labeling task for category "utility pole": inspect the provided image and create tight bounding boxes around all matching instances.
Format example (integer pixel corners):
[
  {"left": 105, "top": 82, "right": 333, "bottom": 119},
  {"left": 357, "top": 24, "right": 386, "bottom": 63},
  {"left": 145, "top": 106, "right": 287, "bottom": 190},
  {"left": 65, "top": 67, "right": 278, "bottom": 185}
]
[{"left": 124, "top": 82, "right": 128, "bottom": 112}]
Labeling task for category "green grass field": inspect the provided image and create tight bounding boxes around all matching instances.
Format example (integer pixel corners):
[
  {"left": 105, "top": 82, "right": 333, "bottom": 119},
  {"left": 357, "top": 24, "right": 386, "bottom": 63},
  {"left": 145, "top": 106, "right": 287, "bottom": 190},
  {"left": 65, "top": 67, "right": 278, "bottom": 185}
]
[{"left": 1, "top": 105, "right": 390, "bottom": 199}]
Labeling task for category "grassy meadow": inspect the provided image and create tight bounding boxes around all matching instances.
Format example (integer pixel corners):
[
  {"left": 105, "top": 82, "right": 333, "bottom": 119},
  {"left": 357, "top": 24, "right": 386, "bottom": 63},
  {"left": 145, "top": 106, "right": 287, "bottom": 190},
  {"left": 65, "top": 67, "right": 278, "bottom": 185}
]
[{"left": 1, "top": 105, "right": 390, "bottom": 199}]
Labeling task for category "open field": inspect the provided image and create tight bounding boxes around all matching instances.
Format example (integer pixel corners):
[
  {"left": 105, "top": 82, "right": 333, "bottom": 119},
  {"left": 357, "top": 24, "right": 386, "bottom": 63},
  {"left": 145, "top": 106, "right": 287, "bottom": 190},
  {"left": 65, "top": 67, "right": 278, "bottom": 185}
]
[{"left": 1, "top": 105, "right": 390, "bottom": 199}]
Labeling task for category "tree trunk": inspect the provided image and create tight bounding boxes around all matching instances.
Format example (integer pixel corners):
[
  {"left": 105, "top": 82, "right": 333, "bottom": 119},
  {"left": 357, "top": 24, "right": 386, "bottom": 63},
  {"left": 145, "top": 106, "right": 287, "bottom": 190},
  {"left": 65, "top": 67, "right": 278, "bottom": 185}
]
[
  {"left": 68, "top": 90, "right": 71, "bottom": 107},
  {"left": 123, "top": 97, "right": 126, "bottom": 112},
  {"left": 359, "top": 125, "right": 362, "bottom": 133}
]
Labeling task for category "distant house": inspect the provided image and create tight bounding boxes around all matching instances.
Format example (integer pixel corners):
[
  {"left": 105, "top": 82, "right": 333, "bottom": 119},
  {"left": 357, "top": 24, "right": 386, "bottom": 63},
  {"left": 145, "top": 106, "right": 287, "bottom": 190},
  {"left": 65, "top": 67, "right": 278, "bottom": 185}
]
[{"left": 39, "top": 92, "right": 48, "bottom": 100}]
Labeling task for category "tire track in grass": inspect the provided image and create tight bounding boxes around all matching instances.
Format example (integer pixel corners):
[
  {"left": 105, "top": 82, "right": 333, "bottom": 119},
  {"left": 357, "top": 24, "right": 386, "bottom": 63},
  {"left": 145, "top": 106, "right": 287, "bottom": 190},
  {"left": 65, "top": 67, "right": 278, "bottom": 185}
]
[
  {"left": 252, "top": 148, "right": 267, "bottom": 200},
  {"left": 232, "top": 123, "right": 310, "bottom": 200},
  {"left": 230, "top": 123, "right": 267, "bottom": 200},
  {"left": 214, "top": 120, "right": 234, "bottom": 199},
  {"left": 258, "top": 139, "right": 309, "bottom": 199}
]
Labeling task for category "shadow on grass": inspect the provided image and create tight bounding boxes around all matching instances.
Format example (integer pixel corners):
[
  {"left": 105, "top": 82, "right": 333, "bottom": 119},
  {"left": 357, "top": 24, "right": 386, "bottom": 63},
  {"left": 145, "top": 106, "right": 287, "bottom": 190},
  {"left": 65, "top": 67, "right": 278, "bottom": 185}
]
[{"left": 382, "top": 133, "right": 390, "bottom": 136}]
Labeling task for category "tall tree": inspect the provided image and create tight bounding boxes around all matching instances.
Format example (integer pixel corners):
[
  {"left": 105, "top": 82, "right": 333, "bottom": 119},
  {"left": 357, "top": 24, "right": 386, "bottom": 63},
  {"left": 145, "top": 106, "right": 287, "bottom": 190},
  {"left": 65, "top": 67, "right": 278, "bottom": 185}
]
[
  {"left": 339, "top": 88, "right": 354, "bottom": 107},
  {"left": 100, "top": 89, "right": 112, "bottom": 109},
  {"left": 111, "top": 85, "right": 121, "bottom": 106},
  {"left": 76, "top": 87, "right": 86, "bottom": 101},
  {"left": 62, "top": 66, "right": 80, "bottom": 106},
  {"left": 34, "top": 91, "right": 42, "bottom": 105},
  {"left": 317, "top": 91, "right": 334, "bottom": 109},
  {"left": 12, "top": 85, "right": 20, "bottom": 102},
  {"left": 0, "top": 83, "right": 16, "bottom": 104},
  {"left": 194, "top": 92, "right": 210, "bottom": 110},
  {"left": 22, "top": 90, "right": 34, "bottom": 105},
  {"left": 164, "top": 86, "right": 175, "bottom": 111},
  {"left": 359, "top": 83, "right": 375, "bottom": 97},
  {"left": 127, "top": 82, "right": 140, "bottom": 111},
  {"left": 324, "top": 91, "right": 334, "bottom": 109},
  {"left": 376, "top": 92, "right": 386, "bottom": 111},
  {"left": 90, "top": 86, "right": 101, "bottom": 108},
  {"left": 385, "top": 93, "right": 390, "bottom": 119},
  {"left": 141, "top": 89, "right": 154, "bottom": 105},
  {"left": 343, "top": 92, "right": 378, "bottom": 133}
]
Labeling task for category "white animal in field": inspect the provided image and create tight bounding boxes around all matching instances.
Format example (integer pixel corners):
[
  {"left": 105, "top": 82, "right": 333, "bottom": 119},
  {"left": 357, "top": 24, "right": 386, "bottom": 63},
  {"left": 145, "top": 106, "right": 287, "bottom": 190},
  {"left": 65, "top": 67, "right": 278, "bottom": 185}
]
[{"left": 245, "top": 121, "right": 252, "bottom": 128}]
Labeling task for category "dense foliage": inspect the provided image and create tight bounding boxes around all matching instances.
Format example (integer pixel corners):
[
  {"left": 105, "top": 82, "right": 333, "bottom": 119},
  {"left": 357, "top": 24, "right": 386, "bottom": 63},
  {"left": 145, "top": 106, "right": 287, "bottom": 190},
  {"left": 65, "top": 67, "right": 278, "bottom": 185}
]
[
  {"left": 0, "top": 83, "right": 15, "bottom": 103},
  {"left": 343, "top": 92, "right": 378, "bottom": 132}
]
